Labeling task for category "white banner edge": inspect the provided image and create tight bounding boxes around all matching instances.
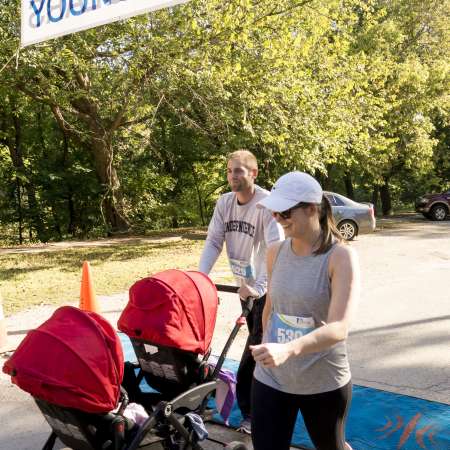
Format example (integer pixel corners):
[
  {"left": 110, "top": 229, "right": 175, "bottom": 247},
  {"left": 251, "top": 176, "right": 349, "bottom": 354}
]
[{"left": 20, "top": 0, "right": 191, "bottom": 48}]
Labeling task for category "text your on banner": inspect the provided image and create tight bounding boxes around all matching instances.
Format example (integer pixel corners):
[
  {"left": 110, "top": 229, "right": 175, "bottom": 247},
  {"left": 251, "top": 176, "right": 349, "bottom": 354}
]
[{"left": 21, "top": 0, "right": 190, "bottom": 47}]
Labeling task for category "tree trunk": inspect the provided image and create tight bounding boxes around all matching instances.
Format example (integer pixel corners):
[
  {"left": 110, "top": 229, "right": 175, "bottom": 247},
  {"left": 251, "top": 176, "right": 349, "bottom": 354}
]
[
  {"left": 25, "top": 182, "right": 48, "bottom": 241},
  {"left": 90, "top": 135, "right": 130, "bottom": 233},
  {"left": 344, "top": 172, "right": 354, "bottom": 199},
  {"left": 191, "top": 164, "right": 206, "bottom": 226},
  {"left": 16, "top": 179, "right": 23, "bottom": 244},
  {"left": 49, "top": 84, "right": 130, "bottom": 234},
  {"left": 10, "top": 114, "right": 48, "bottom": 242},
  {"left": 61, "top": 131, "right": 76, "bottom": 236},
  {"left": 67, "top": 191, "right": 76, "bottom": 236},
  {"left": 316, "top": 167, "right": 332, "bottom": 190},
  {"left": 51, "top": 207, "right": 62, "bottom": 240},
  {"left": 380, "top": 179, "right": 392, "bottom": 216},
  {"left": 1, "top": 105, "right": 48, "bottom": 242},
  {"left": 320, "top": 164, "right": 334, "bottom": 191},
  {"left": 371, "top": 186, "right": 379, "bottom": 215}
]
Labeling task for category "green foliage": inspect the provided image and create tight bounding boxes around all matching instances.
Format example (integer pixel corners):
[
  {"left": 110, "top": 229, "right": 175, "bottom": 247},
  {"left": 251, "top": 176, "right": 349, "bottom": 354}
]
[{"left": 0, "top": 0, "right": 449, "bottom": 241}]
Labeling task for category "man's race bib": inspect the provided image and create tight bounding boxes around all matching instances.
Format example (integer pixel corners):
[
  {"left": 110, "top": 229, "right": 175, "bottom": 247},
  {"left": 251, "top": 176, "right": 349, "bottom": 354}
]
[
  {"left": 268, "top": 313, "right": 315, "bottom": 344},
  {"left": 229, "top": 258, "right": 254, "bottom": 281}
]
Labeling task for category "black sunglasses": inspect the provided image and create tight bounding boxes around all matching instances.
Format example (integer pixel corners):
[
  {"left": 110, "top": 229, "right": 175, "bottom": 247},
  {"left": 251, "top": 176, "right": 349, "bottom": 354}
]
[{"left": 273, "top": 202, "right": 309, "bottom": 220}]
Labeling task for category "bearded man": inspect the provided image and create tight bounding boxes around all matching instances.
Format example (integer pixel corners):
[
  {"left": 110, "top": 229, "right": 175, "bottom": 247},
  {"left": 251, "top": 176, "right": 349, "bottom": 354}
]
[{"left": 199, "top": 149, "right": 284, "bottom": 433}]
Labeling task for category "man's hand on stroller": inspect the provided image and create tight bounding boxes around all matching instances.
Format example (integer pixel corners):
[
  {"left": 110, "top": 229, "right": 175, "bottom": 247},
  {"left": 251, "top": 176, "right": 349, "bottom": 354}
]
[{"left": 238, "top": 283, "right": 259, "bottom": 302}]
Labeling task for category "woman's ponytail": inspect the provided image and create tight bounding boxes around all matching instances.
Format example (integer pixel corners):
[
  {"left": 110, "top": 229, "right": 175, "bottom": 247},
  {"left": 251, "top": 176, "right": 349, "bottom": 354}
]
[{"left": 315, "top": 195, "right": 342, "bottom": 254}]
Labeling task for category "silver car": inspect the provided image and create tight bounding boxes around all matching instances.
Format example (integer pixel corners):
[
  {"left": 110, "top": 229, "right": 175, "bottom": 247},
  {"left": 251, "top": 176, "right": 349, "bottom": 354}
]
[{"left": 324, "top": 191, "right": 376, "bottom": 240}]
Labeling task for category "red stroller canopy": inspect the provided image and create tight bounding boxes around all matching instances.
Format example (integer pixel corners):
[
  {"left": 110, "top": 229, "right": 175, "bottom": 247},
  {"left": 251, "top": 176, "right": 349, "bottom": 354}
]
[
  {"left": 118, "top": 270, "right": 218, "bottom": 354},
  {"left": 3, "top": 306, "right": 124, "bottom": 414}
]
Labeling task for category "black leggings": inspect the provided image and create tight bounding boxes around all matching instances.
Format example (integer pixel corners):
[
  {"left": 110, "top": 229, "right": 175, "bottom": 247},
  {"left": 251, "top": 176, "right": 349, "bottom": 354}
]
[
  {"left": 236, "top": 295, "right": 266, "bottom": 418},
  {"left": 251, "top": 378, "right": 352, "bottom": 450}
]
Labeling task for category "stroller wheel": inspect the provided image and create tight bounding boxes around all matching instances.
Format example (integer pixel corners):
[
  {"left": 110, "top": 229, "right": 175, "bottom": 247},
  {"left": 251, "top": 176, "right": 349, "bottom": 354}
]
[{"left": 224, "top": 441, "right": 249, "bottom": 450}]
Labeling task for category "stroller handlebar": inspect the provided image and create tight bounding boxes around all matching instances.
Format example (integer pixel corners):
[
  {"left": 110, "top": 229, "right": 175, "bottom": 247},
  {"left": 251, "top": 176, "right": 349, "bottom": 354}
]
[
  {"left": 214, "top": 283, "right": 255, "bottom": 316},
  {"left": 214, "top": 284, "right": 239, "bottom": 294},
  {"left": 241, "top": 297, "right": 254, "bottom": 317},
  {"left": 210, "top": 284, "right": 258, "bottom": 381}
]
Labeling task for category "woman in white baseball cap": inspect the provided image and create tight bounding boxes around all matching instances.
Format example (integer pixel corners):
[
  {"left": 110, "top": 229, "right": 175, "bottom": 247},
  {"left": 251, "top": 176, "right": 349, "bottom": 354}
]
[{"left": 249, "top": 171, "right": 359, "bottom": 450}]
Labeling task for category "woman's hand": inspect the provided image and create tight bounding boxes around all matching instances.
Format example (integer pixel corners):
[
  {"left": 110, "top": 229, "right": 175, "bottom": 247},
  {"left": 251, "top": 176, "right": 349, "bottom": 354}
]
[{"left": 250, "top": 342, "right": 294, "bottom": 368}]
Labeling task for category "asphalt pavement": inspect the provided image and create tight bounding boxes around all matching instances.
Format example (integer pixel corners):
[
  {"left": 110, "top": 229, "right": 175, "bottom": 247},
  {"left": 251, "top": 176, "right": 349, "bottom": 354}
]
[{"left": 1, "top": 215, "right": 449, "bottom": 449}]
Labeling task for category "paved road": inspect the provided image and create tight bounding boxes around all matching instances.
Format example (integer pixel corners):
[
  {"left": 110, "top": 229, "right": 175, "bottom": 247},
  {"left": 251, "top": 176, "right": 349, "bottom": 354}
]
[
  {"left": 1, "top": 215, "right": 449, "bottom": 449},
  {"left": 213, "top": 215, "right": 450, "bottom": 404},
  {"left": 348, "top": 216, "right": 450, "bottom": 404}
]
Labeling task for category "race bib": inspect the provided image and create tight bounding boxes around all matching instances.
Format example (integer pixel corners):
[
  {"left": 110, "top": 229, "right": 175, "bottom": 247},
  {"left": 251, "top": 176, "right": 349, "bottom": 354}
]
[
  {"left": 229, "top": 258, "right": 254, "bottom": 281},
  {"left": 268, "top": 313, "right": 315, "bottom": 344}
]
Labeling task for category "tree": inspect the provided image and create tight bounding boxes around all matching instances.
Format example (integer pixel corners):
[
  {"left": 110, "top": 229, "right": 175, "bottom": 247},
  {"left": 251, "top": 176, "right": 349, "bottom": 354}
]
[
  {"left": 344, "top": 0, "right": 449, "bottom": 214},
  {"left": 0, "top": 0, "right": 448, "bottom": 240}
]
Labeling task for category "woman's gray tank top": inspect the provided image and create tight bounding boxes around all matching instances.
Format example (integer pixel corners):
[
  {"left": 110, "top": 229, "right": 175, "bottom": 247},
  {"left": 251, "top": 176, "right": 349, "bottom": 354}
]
[{"left": 254, "top": 238, "right": 351, "bottom": 395}]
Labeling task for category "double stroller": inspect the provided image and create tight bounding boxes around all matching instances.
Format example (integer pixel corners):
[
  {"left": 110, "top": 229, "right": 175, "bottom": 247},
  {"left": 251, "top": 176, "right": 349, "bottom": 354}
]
[{"left": 3, "top": 270, "right": 252, "bottom": 450}]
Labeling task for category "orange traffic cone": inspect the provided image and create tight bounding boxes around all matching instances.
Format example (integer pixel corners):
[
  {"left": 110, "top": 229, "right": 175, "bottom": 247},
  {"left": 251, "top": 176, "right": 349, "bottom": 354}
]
[
  {"left": 80, "top": 261, "right": 100, "bottom": 314},
  {"left": 0, "top": 291, "right": 8, "bottom": 352}
]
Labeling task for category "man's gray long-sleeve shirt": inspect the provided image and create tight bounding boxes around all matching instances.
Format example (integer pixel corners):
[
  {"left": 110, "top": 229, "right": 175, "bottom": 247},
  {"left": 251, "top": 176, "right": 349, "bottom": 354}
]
[{"left": 199, "top": 185, "right": 284, "bottom": 297}]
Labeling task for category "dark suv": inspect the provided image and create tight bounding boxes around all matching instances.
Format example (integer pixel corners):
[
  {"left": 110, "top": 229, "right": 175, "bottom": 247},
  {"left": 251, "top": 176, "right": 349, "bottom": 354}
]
[{"left": 415, "top": 190, "right": 450, "bottom": 221}]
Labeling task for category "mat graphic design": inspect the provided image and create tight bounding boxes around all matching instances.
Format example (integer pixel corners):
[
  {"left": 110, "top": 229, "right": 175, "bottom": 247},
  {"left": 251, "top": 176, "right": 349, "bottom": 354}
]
[{"left": 120, "top": 334, "right": 450, "bottom": 450}]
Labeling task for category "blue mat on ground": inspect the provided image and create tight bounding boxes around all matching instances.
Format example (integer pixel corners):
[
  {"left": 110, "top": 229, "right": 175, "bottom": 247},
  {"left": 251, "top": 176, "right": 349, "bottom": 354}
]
[{"left": 120, "top": 334, "right": 450, "bottom": 450}]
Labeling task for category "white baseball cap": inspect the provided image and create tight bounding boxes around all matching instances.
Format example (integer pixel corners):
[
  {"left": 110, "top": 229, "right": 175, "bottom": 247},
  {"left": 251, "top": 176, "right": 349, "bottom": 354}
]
[{"left": 257, "top": 171, "right": 323, "bottom": 212}]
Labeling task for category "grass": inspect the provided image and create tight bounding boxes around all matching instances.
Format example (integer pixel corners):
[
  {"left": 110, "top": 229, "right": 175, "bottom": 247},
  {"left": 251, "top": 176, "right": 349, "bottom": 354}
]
[{"left": 0, "top": 234, "right": 233, "bottom": 316}]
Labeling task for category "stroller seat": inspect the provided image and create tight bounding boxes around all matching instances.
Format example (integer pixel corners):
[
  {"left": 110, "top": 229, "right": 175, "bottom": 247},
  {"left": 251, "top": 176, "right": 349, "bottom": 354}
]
[
  {"left": 36, "top": 397, "right": 169, "bottom": 450},
  {"left": 35, "top": 398, "right": 137, "bottom": 450},
  {"left": 118, "top": 270, "right": 218, "bottom": 401},
  {"left": 130, "top": 339, "right": 205, "bottom": 398}
]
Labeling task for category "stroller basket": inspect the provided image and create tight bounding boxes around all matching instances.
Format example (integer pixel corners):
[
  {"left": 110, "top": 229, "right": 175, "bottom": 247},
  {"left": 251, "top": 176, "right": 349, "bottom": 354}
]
[{"left": 129, "top": 339, "right": 203, "bottom": 398}]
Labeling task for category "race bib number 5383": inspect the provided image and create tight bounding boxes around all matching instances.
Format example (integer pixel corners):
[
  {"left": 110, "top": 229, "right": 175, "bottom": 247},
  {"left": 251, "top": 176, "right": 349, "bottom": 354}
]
[{"left": 269, "top": 314, "right": 315, "bottom": 344}]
